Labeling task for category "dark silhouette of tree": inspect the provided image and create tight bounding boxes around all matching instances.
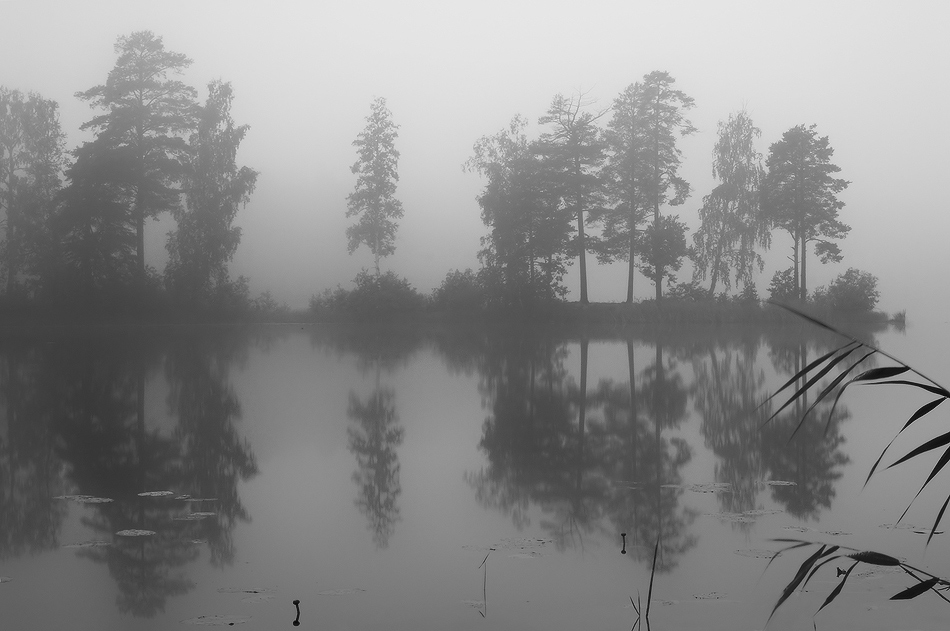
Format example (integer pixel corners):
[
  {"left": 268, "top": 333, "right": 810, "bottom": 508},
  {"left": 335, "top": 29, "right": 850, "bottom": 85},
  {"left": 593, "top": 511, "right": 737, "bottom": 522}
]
[
  {"left": 692, "top": 109, "right": 770, "bottom": 294},
  {"left": 58, "top": 140, "right": 137, "bottom": 300},
  {"left": 346, "top": 97, "right": 403, "bottom": 276},
  {"left": 537, "top": 93, "right": 607, "bottom": 304},
  {"left": 637, "top": 71, "right": 696, "bottom": 301},
  {"left": 76, "top": 30, "right": 197, "bottom": 281},
  {"left": 0, "top": 87, "right": 66, "bottom": 295},
  {"left": 465, "top": 115, "right": 572, "bottom": 305},
  {"left": 347, "top": 370, "right": 405, "bottom": 548},
  {"left": 165, "top": 80, "right": 257, "bottom": 308},
  {"left": 596, "top": 82, "right": 652, "bottom": 303},
  {"left": 761, "top": 124, "right": 850, "bottom": 301}
]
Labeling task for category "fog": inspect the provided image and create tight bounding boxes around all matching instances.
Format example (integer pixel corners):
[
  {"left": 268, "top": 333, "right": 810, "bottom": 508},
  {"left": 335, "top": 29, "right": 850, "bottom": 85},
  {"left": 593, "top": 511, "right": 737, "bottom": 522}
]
[{"left": 3, "top": 0, "right": 947, "bottom": 318}]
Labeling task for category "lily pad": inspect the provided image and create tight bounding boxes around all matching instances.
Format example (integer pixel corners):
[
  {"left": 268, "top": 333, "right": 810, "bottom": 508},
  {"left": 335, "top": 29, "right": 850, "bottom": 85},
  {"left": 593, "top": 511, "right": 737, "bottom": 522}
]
[
  {"left": 735, "top": 548, "right": 778, "bottom": 559},
  {"left": 138, "top": 490, "right": 174, "bottom": 497},
  {"left": 62, "top": 540, "right": 112, "bottom": 549},
  {"left": 54, "top": 494, "right": 114, "bottom": 504},
  {"left": 216, "top": 587, "right": 275, "bottom": 594},
  {"left": 762, "top": 480, "right": 797, "bottom": 486},
  {"left": 180, "top": 614, "right": 251, "bottom": 626},
  {"left": 174, "top": 512, "right": 216, "bottom": 521},
  {"left": 0, "top": 577, "right": 13, "bottom": 584},
  {"left": 115, "top": 529, "right": 156, "bottom": 537}
]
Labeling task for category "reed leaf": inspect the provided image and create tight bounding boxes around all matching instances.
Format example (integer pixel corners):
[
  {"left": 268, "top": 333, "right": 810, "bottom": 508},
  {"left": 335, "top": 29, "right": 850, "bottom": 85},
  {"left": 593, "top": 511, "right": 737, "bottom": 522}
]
[
  {"left": 758, "top": 342, "right": 860, "bottom": 413},
  {"left": 888, "top": 431, "right": 950, "bottom": 470},
  {"left": 872, "top": 380, "right": 950, "bottom": 399},
  {"left": 767, "top": 545, "right": 831, "bottom": 624},
  {"left": 852, "top": 366, "right": 911, "bottom": 382},
  {"left": 846, "top": 551, "right": 901, "bottom": 566},
  {"left": 927, "top": 495, "right": 950, "bottom": 547},
  {"left": 890, "top": 577, "right": 941, "bottom": 600},
  {"left": 765, "top": 346, "right": 862, "bottom": 427},
  {"left": 865, "top": 398, "right": 947, "bottom": 488},
  {"left": 816, "top": 561, "right": 858, "bottom": 614},
  {"left": 793, "top": 351, "right": 876, "bottom": 441}
]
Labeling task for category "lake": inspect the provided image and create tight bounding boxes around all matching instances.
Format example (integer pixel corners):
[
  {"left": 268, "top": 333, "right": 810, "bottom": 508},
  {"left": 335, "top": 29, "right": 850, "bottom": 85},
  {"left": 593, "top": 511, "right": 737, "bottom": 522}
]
[{"left": 1, "top": 316, "right": 949, "bottom": 630}]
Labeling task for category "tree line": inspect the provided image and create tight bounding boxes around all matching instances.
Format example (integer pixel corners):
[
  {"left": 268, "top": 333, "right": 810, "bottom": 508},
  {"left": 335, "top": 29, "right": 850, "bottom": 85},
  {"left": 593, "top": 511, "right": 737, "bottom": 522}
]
[
  {"left": 463, "top": 72, "right": 851, "bottom": 305},
  {"left": 0, "top": 31, "right": 257, "bottom": 317}
]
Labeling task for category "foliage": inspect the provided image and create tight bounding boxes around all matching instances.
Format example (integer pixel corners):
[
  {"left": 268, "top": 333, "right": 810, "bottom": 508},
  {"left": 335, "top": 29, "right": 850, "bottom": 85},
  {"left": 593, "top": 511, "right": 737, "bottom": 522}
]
[
  {"left": 0, "top": 87, "right": 66, "bottom": 295},
  {"left": 637, "top": 71, "right": 696, "bottom": 300},
  {"left": 766, "top": 538, "right": 950, "bottom": 624},
  {"left": 310, "top": 270, "right": 424, "bottom": 320},
  {"left": 595, "top": 80, "right": 652, "bottom": 302},
  {"left": 761, "top": 124, "right": 850, "bottom": 301},
  {"left": 464, "top": 116, "right": 571, "bottom": 304},
  {"left": 536, "top": 92, "right": 608, "bottom": 303},
  {"left": 346, "top": 97, "right": 404, "bottom": 276},
  {"left": 665, "top": 279, "right": 708, "bottom": 301},
  {"left": 76, "top": 30, "right": 197, "bottom": 278},
  {"left": 165, "top": 80, "right": 258, "bottom": 307},
  {"left": 819, "top": 267, "right": 880, "bottom": 312},
  {"left": 430, "top": 268, "right": 484, "bottom": 313},
  {"left": 691, "top": 109, "right": 769, "bottom": 294},
  {"left": 767, "top": 267, "right": 798, "bottom": 303},
  {"left": 637, "top": 213, "right": 688, "bottom": 292}
]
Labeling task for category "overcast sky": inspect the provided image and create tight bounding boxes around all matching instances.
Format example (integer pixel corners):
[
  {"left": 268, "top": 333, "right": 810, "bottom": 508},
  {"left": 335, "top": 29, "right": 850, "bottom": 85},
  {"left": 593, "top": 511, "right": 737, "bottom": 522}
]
[{"left": 3, "top": 0, "right": 948, "bottom": 317}]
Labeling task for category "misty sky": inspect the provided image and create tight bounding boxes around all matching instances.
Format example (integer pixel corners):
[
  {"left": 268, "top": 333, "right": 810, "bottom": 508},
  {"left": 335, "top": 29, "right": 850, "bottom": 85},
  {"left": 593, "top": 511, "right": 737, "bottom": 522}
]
[{"left": 3, "top": 0, "right": 948, "bottom": 318}]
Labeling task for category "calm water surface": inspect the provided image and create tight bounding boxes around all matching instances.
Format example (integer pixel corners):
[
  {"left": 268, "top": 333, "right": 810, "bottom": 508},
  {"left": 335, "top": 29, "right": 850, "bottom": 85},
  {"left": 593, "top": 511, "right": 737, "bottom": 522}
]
[{"left": 1, "top": 318, "right": 949, "bottom": 630}]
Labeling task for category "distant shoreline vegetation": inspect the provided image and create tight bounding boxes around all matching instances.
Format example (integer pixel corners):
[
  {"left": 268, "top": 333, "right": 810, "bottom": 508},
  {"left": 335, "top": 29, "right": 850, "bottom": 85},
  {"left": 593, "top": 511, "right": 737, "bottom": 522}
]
[{"left": 0, "top": 267, "right": 901, "bottom": 328}]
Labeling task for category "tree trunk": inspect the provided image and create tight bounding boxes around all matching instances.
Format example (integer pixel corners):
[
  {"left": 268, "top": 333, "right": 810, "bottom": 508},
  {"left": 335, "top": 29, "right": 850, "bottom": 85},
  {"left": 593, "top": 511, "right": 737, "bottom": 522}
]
[{"left": 577, "top": 208, "right": 588, "bottom": 304}]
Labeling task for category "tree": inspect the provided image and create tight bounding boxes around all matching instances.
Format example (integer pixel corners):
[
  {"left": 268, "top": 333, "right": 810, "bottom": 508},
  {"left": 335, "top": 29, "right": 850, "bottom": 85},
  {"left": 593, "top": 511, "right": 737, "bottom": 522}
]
[
  {"left": 637, "top": 214, "right": 689, "bottom": 295},
  {"left": 597, "top": 82, "right": 652, "bottom": 303},
  {"left": 692, "top": 109, "right": 770, "bottom": 294},
  {"left": 346, "top": 97, "right": 404, "bottom": 276},
  {"left": 761, "top": 124, "right": 850, "bottom": 301},
  {"left": 537, "top": 93, "right": 607, "bottom": 304},
  {"left": 76, "top": 30, "right": 197, "bottom": 281},
  {"left": 0, "top": 87, "right": 65, "bottom": 295},
  {"left": 637, "top": 71, "right": 696, "bottom": 301},
  {"left": 465, "top": 115, "right": 572, "bottom": 305},
  {"left": 165, "top": 81, "right": 258, "bottom": 306}
]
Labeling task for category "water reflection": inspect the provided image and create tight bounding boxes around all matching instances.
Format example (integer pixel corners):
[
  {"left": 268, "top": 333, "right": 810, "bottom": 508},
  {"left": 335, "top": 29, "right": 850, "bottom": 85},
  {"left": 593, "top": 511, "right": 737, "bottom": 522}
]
[
  {"left": 347, "top": 375, "right": 404, "bottom": 549},
  {"left": 0, "top": 329, "right": 258, "bottom": 618}
]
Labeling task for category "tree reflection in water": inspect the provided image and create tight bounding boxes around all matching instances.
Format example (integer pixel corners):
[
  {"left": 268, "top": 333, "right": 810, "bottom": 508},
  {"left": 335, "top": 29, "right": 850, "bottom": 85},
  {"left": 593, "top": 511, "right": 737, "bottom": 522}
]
[
  {"left": 466, "top": 333, "right": 697, "bottom": 570},
  {"left": 0, "top": 329, "right": 259, "bottom": 618}
]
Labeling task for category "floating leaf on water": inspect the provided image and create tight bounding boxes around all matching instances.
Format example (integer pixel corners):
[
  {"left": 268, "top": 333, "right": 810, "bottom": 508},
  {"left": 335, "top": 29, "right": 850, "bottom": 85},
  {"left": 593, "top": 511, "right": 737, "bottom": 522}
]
[
  {"left": 174, "top": 512, "right": 216, "bottom": 521},
  {"left": 180, "top": 614, "right": 251, "bottom": 626},
  {"left": 188, "top": 539, "right": 207, "bottom": 545},
  {"left": 0, "top": 577, "right": 13, "bottom": 584},
  {"left": 684, "top": 483, "right": 732, "bottom": 493},
  {"left": 693, "top": 591, "right": 728, "bottom": 600},
  {"left": 781, "top": 525, "right": 813, "bottom": 533},
  {"left": 742, "top": 509, "right": 783, "bottom": 517},
  {"left": 496, "top": 537, "right": 552, "bottom": 550},
  {"left": 820, "top": 530, "right": 852, "bottom": 536},
  {"left": 54, "top": 494, "right": 113, "bottom": 504},
  {"left": 216, "top": 587, "right": 276, "bottom": 595},
  {"left": 913, "top": 530, "right": 944, "bottom": 536},
  {"left": 461, "top": 599, "right": 485, "bottom": 609},
  {"left": 317, "top": 588, "right": 366, "bottom": 596},
  {"left": 138, "top": 490, "right": 174, "bottom": 497},
  {"left": 62, "top": 540, "right": 112, "bottom": 549},
  {"left": 508, "top": 551, "right": 541, "bottom": 559},
  {"left": 707, "top": 512, "right": 756, "bottom": 523},
  {"left": 115, "top": 529, "right": 156, "bottom": 537},
  {"left": 181, "top": 497, "right": 218, "bottom": 503},
  {"left": 175, "top": 494, "right": 192, "bottom": 501},
  {"left": 735, "top": 549, "right": 778, "bottom": 559},
  {"left": 763, "top": 480, "right": 797, "bottom": 487}
]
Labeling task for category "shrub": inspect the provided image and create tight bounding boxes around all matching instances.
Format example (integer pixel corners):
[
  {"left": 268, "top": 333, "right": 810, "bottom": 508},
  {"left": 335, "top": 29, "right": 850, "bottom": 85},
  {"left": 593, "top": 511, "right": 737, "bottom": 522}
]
[
  {"left": 431, "top": 268, "right": 483, "bottom": 312},
  {"left": 666, "top": 279, "right": 709, "bottom": 301},
  {"left": 311, "top": 270, "right": 424, "bottom": 320},
  {"left": 768, "top": 268, "right": 798, "bottom": 302},
  {"left": 823, "top": 268, "right": 880, "bottom": 312}
]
